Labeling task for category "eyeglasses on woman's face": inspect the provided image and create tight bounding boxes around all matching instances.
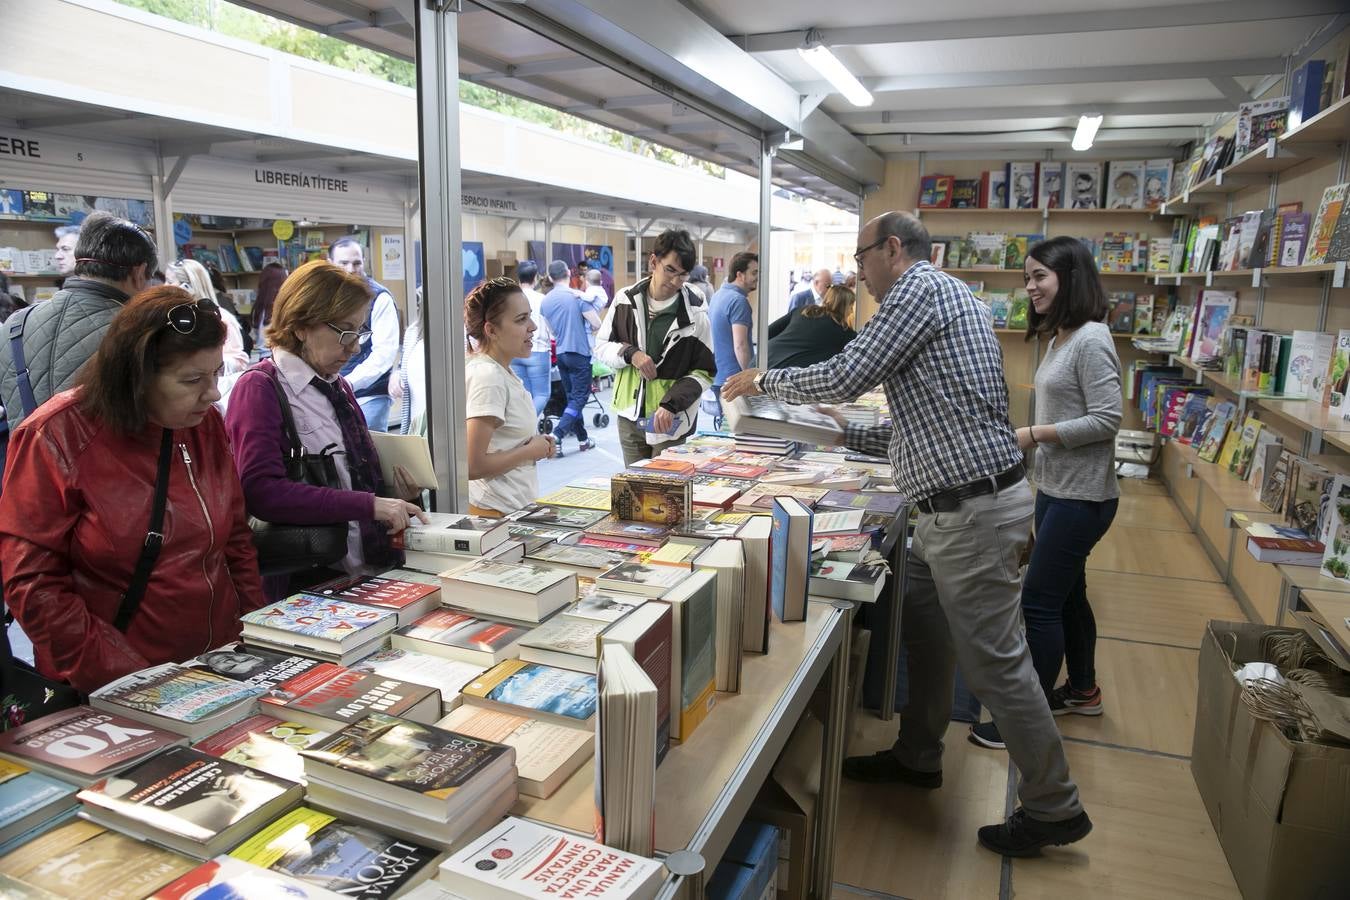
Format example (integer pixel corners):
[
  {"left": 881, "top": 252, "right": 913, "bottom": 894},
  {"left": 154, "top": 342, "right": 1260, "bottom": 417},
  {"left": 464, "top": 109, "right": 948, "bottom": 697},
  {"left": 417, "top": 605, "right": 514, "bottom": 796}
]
[
  {"left": 165, "top": 298, "right": 221, "bottom": 334},
  {"left": 326, "top": 321, "right": 373, "bottom": 347}
]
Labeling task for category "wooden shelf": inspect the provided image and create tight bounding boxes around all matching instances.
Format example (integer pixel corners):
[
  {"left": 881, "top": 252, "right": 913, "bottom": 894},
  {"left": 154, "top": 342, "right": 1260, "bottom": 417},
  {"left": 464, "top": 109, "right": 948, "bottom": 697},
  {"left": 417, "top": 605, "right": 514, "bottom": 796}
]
[
  {"left": 915, "top": 207, "right": 1042, "bottom": 215},
  {"left": 1280, "top": 93, "right": 1350, "bottom": 147},
  {"left": 1153, "top": 263, "right": 1346, "bottom": 289},
  {"left": 944, "top": 267, "right": 1022, "bottom": 275},
  {"left": 1046, "top": 207, "right": 1172, "bottom": 217},
  {"left": 1252, "top": 398, "right": 1350, "bottom": 435},
  {"left": 516, "top": 599, "right": 845, "bottom": 862}
]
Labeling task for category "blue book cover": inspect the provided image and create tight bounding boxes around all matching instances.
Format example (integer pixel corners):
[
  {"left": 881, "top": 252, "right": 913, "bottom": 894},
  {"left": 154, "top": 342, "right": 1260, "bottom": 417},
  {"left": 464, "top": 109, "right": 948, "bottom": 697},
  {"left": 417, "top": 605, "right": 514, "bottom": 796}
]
[
  {"left": 466, "top": 660, "right": 598, "bottom": 722},
  {"left": 770, "top": 498, "right": 812, "bottom": 622},
  {"left": 0, "top": 764, "right": 78, "bottom": 833},
  {"left": 1287, "top": 59, "right": 1326, "bottom": 132}
]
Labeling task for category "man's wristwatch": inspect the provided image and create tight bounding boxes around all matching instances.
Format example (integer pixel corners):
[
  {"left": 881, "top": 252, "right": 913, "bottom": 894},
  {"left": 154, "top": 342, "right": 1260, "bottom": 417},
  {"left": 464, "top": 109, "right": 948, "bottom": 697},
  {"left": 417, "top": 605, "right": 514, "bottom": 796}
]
[{"left": 754, "top": 371, "right": 766, "bottom": 392}]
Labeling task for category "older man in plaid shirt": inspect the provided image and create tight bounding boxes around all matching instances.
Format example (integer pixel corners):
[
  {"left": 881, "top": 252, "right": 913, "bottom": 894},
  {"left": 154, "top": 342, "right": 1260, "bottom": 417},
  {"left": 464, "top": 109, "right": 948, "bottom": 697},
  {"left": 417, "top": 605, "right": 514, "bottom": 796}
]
[{"left": 723, "top": 211, "right": 1090, "bottom": 858}]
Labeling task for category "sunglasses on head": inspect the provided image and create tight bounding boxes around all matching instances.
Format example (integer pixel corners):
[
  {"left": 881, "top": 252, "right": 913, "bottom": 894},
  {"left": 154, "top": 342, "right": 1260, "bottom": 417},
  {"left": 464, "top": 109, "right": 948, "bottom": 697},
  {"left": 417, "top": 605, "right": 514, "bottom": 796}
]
[{"left": 166, "top": 297, "right": 221, "bottom": 334}]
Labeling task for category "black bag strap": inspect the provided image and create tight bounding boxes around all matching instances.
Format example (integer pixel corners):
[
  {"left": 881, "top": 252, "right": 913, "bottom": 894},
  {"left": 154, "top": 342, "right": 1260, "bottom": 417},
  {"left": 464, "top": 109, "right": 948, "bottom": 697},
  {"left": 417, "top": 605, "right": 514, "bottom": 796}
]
[
  {"left": 8, "top": 305, "right": 40, "bottom": 417},
  {"left": 260, "top": 363, "right": 305, "bottom": 463},
  {"left": 113, "top": 428, "right": 174, "bottom": 632}
]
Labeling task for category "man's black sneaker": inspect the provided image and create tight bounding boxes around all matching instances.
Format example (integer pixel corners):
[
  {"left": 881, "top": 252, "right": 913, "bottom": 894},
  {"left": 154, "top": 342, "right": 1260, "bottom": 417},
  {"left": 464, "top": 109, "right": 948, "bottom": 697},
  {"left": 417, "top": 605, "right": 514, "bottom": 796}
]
[
  {"left": 841, "top": 751, "right": 942, "bottom": 789},
  {"left": 977, "top": 808, "right": 1092, "bottom": 857},
  {"left": 1049, "top": 683, "right": 1103, "bottom": 717},
  {"left": 967, "top": 721, "right": 1006, "bottom": 750}
]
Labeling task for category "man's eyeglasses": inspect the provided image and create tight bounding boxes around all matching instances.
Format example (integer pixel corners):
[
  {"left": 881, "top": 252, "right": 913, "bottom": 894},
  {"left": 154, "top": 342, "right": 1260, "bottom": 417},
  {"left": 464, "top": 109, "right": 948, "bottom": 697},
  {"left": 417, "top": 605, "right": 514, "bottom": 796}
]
[
  {"left": 166, "top": 298, "right": 221, "bottom": 334},
  {"left": 657, "top": 262, "right": 689, "bottom": 283},
  {"left": 327, "top": 322, "right": 373, "bottom": 347},
  {"left": 853, "top": 235, "right": 891, "bottom": 266}
]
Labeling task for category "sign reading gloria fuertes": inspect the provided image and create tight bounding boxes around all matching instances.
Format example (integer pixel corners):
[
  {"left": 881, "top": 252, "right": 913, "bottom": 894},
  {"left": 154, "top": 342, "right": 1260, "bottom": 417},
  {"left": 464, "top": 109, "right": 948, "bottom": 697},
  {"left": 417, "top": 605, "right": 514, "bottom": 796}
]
[{"left": 254, "top": 168, "right": 349, "bottom": 193}]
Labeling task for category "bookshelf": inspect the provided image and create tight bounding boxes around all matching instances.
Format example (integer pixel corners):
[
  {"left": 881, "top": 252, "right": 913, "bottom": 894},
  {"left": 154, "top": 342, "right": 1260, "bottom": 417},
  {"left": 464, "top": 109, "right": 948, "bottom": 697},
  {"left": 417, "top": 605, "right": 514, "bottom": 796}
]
[
  {"left": 1153, "top": 264, "right": 1348, "bottom": 289},
  {"left": 516, "top": 599, "right": 852, "bottom": 898}
]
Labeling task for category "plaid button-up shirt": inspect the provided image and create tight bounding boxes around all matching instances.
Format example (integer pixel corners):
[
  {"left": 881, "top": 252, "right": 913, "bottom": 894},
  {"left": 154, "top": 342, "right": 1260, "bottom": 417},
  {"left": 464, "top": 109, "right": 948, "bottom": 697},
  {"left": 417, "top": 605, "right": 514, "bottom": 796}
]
[{"left": 760, "top": 260, "right": 1022, "bottom": 501}]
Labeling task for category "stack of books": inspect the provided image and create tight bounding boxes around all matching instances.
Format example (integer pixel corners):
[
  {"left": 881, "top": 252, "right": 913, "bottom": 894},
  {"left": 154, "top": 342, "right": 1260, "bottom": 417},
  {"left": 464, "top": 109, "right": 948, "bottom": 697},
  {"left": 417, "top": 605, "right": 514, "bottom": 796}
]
[
  {"left": 392, "top": 607, "right": 530, "bottom": 667},
  {"left": 88, "top": 664, "right": 263, "bottom": 741},
  {"left": 0, "top": 759, "right": 78, "bottom": 855},
  {"left": 240, "top": 595, "right": 399, "bottom": 666},
  {"left": 436, "top": 705, "right": 592, "bottom": 799},
  {"left": 439, "top": 559, "right": 576, "bottom": 623},
  {"left": 394, "top": 512, "right": 512, "bottom": 573},
  {"left": 0, "top": 706, "right": 186, "bottom": 785},
  {"left": 300, "top": 713, "right": 517, "bottom": 850}
]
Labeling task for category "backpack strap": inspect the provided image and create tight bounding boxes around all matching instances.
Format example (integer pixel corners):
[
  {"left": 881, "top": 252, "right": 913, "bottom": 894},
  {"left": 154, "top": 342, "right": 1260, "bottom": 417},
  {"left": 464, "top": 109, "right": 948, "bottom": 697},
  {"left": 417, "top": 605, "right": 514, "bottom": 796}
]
[{"left": 8, "top": 306, "right": 40, "bottom": 417}]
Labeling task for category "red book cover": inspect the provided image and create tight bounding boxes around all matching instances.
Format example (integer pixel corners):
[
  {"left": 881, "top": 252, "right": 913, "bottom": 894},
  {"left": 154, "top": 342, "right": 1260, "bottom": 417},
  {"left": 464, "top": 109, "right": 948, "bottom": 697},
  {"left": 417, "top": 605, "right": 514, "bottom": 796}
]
[
  {"left": 0, "top": 705, "right": 185, "bottom": 778},
  {"left": 189, "top": 644, "right": 343, "bottom": 704},
  {"left": 399, "top": 608, "right": 528, "bottom": 655},
  {"left": 629, "top": 458, "right": 697, "bottom": 476},
  {"left": 306, "top": 573, "right": 440, "bottom": 609},
  {"left": 275, "top": 670, "right": 439, "bottom": 728}
]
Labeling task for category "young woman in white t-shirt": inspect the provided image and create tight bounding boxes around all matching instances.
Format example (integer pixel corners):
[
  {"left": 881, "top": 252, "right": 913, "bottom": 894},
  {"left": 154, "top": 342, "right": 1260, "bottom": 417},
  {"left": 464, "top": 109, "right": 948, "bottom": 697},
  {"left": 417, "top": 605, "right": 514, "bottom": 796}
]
[{"left": 464, "top": 277, "right": 556, "bottom": 516}]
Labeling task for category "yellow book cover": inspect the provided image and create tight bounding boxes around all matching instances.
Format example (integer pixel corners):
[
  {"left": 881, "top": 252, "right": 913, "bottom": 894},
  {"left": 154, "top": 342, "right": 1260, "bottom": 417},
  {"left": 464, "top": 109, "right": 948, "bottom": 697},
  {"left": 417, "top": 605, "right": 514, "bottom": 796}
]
[
  {"left": 536, "top": 487, "right": 613, "bottom": 511},
  {"left": 2, "top": 824, "right": 195, "bottom": 899},
  {"left": 229, "top": 806, "right": 334, "bottom": 868},
  {"left": 1215, "top": 416, "right": 1249, "bottom": 470},
  {"left": 676, "top": 679, "right": 716, "bottom": 744}
]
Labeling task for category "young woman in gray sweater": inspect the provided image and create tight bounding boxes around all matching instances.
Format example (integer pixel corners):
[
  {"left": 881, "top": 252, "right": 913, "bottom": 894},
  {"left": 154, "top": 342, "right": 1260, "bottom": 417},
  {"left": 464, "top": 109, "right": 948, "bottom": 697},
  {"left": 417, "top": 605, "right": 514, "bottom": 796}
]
[{"left": 971, "top": 236, "right": 1123, "bottom": 750}]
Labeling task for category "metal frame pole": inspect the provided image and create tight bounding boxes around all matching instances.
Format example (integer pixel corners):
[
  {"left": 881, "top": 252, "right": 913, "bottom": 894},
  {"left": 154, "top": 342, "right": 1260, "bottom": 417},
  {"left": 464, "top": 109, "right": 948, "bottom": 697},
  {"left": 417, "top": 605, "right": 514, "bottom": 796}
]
[
  {"left": 415, "top": 0, "right": 467, "bottom": 511},
  {"left": 757, "top": 139, "right": 773, "bottom": 366},
  {"left": 813, "top": 599, "right": 855, "bottom": 899}
]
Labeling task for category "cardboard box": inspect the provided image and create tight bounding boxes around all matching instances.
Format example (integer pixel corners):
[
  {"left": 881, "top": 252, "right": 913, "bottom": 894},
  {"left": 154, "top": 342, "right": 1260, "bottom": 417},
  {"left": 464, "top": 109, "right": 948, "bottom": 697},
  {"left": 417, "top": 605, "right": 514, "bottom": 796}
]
[
  {"left": 748, "top": 778, "right": 811, "bottom": 900},
  {"left": 1192, "top": 620, "right": 1350, "bottom": 899}
]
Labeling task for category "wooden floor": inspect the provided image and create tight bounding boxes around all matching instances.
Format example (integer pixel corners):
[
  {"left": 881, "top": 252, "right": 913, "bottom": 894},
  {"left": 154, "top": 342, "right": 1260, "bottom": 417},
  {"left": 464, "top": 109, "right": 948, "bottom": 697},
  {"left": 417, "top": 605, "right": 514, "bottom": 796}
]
[{"left": 831, "top": 478, "right": 1244, "bottom": 899}]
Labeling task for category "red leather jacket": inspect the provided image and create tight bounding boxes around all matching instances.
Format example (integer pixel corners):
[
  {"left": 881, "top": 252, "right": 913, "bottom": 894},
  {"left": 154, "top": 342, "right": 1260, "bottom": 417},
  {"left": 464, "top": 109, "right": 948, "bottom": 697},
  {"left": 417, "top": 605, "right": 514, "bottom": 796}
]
[{"left": 0, "top": 390, "right": 266, "bottom": 694}]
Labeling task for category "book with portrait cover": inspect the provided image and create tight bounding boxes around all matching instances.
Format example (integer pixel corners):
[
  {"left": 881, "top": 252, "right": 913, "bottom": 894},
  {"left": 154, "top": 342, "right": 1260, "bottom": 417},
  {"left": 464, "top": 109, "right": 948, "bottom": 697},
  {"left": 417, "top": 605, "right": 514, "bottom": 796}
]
[
  {"left": 77, "top": 746, "right": 303, "bottom": 859},
  {"left": 186, "top": 644, "right": 342, "bottom": 704},
  {"left": 611, "top": 470, "right": 692, "bottom": 525},
  {"left": 227, "top": 806, "right": 441, "bottom": 898},
  {"left": 0, "top": 707, "right": 186, "bottom": 784},
  {"left": 299, "top": 713, "right": 515, "bottom": 819}
]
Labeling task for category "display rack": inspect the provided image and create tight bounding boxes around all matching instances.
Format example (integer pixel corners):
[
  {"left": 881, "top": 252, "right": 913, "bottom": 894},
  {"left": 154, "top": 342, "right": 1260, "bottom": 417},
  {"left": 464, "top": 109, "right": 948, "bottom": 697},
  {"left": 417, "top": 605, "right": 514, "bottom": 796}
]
[{"left": 515, "top": 598, "right": 854, "bottom": 899}]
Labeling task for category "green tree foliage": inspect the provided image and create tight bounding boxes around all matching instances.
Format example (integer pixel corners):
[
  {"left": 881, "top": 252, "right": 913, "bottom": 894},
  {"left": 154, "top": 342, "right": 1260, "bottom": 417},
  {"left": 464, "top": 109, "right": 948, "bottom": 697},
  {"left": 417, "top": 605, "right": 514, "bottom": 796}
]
[{"left": 115, "top": 0, "right": 724, "bottom": 177}]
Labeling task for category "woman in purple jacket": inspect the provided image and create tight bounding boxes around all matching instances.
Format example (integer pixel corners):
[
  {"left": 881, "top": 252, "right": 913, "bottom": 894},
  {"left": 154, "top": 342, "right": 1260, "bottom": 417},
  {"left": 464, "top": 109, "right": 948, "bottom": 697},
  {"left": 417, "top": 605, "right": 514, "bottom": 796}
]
[{"left": 225, "top": 260, "right": 425, "bottom": 600}]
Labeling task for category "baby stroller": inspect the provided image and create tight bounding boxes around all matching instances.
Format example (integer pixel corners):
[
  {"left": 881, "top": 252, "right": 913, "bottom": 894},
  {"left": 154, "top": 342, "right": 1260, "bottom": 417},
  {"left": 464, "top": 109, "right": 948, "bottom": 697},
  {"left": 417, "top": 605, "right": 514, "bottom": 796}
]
[{"left": 538, "top": 345, "right": 611, "bottom": 434}]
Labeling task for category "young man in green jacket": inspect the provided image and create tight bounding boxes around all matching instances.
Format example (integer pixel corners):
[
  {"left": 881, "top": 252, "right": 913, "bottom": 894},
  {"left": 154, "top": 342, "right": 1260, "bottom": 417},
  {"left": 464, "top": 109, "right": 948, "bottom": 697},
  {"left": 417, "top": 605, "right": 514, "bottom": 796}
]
[{"left": 595, "top": 229, "right": 717, "bottom": 466}]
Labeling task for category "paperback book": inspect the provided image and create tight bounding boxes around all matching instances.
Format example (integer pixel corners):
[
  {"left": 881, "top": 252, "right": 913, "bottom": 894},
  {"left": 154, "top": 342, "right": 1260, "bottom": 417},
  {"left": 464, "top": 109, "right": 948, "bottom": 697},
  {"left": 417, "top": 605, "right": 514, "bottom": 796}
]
[
  {"left": 239, "top": 595, "right": 398, "bottom": 663},
  {"left": 350, "top": 648, "right": 487, "bottom": 712},
  {"left": 392, "top": 608, "right": 530, "bottom": 667},
  {"left": 517, "top": 614, "right": 612, "bottom": 673},
  {"left": 441, "top": 559, "right": 577, "bottom": 623},
  {"left": 268, "top": 669, "right": 442, "bottom": 732},
  {"left": 460, "top": 659, "right": 599, "bottom": 727},
  {"left": 77, "top": 746, "right": 303, "bottom": 859},
  {"left": 191, "top": 714, "right": 328, "bottom": 784},
  {"left": 0, "top": 707, "right": 186, "bottom": 784},
  {"left": 88, "top": 664, "right": 263, "bottom": 741},
  {"left": 302, "top": 572, "right": 441, "bottom": 627},
  {"left": 436, "top": 706, "right": 592, "bottom": 799}
]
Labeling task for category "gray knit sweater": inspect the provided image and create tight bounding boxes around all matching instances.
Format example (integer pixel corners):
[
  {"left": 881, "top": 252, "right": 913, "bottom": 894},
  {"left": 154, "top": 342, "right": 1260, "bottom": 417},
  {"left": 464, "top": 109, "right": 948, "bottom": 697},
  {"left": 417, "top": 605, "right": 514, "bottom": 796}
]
[{"left": 1032, "top": 322, "right": 1122, "bottom": 501}]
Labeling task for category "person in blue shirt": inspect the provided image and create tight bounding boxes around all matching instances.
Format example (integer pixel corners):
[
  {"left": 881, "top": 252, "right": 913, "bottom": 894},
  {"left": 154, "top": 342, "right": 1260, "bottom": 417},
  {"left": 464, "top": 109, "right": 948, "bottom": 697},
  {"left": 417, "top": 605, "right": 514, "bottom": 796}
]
[
  {"left": 540, "top": 259, "right": 602, "bottom": 456},
  {"left": 708, "top": 251, "right": 759, "bottom": 392}
]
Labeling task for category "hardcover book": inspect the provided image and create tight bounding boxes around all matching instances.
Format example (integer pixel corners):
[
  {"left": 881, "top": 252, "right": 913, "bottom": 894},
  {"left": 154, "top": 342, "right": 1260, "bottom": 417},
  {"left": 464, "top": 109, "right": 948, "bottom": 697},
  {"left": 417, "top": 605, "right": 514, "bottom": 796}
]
[
  {"left": 611, "top": 470, "right": 692, "bottom": 525},
  {"left": 596, "top": 560, "right": 692, "bottom": 597},
  {"left": 77, "top": 747, "right": 303, "bottom": 859},
  {"left": 517, "top": 614, "right": 611, "bottom": 673},
  {"left": 525, "top": 541, "right": 633, "bottom": 575},
  {"left": 600, "top": 600, "right": 673, "bottom": 764},
  {"left": 441, "top": 559, "right": 577, "bottom": 623},
  {"left": 396, "top": 512, "right": 511, "bottom": 557},
  {"left": 1006, "top": 162, "right": 1038, "bottom": 209},
  {"left": 1304, "top": 182, "right": 1348, "bottom": 265},
  {"left": 810, "top": 560, "right": 888, "bottom": 603},
  {"left": 583, "top": 516, "right": 672, "bottom": 547},
  {"left": 0, "top": 707, "right": 186, "bottom": 783},
  {"left": 771, "top": 497, "right": 813, "bottom": 623}
]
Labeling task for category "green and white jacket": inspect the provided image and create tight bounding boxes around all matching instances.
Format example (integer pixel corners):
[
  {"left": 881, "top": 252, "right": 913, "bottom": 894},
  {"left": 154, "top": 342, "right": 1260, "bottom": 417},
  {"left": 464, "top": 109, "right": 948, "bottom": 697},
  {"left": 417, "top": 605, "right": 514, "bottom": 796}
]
[{"left": 594, "top": 278, "right": 717, "bottom": 445}]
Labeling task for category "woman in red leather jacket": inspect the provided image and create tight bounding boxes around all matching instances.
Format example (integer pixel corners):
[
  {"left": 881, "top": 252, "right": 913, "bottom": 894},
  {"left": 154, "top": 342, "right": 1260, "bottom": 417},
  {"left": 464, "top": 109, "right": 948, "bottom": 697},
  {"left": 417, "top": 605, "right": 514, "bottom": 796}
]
[{"left": 0, "top": 287, "right": 266, "bottom": 694}]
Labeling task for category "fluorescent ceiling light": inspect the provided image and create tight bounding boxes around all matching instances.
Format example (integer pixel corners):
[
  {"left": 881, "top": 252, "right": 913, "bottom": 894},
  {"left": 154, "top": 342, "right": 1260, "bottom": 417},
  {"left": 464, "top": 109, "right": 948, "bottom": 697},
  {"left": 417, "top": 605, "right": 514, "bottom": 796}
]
[
  {"left": 798, "top": 42, "right": 873, "bottom": 107},
  {"left": 1072, "top": 114, "right": 1103, "bottom": 151}
]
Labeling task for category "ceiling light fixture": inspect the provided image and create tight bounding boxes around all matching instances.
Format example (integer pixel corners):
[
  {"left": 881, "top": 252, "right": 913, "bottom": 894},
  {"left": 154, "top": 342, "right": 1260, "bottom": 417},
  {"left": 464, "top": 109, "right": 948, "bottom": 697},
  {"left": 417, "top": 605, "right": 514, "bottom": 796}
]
[
  {"left": 798, "top": 31, "right": 873, "bottom": 108},
  {"left": 1072, "top": 114, "right": 1103, "bottom": 151}
]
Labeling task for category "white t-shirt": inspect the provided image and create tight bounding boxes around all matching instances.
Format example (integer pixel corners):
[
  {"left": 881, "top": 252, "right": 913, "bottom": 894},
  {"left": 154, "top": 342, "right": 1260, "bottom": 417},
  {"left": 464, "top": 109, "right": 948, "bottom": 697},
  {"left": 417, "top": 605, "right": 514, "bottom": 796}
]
[
  {"left": 465, "top": 354, "right": 539, "bottom": 513},
  {"left": 523, "top": 286, "right": 552, "bottom": 354}
]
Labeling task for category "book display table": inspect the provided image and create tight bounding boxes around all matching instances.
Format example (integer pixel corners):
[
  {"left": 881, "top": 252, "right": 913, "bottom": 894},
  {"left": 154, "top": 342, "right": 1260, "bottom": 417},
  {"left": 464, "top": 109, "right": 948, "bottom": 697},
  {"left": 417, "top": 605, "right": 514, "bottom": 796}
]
[{"left": 516, "top": 598, "right": 855, "bottom": 898}]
